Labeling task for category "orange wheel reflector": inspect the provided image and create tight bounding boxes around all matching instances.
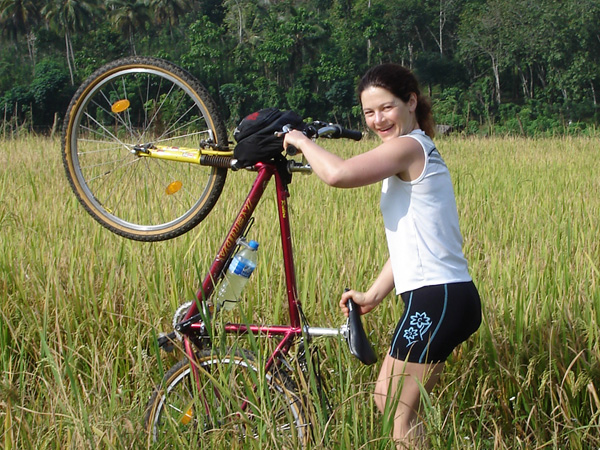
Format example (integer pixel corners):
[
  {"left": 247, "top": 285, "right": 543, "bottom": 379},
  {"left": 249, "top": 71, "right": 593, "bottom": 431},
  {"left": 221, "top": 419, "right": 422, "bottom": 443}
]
[
  {"left": 180, "top": 407, "right": 193, "bottom": 425},
  {"left": 111, "top": 99, "right": 130, "bottom": 113},
  {"left": 166, "top": 180, "right": 183, "bottom": 195}
]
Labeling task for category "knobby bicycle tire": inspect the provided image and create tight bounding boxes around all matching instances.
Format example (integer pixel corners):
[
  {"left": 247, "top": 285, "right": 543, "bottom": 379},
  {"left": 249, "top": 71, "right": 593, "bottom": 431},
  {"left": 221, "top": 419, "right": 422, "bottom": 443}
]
[
  {"left": 62, "top": 56, "right": 228, "bottom": 241},
  {"left": 144, "top": 349, "right": 309, "bottom": 448}
]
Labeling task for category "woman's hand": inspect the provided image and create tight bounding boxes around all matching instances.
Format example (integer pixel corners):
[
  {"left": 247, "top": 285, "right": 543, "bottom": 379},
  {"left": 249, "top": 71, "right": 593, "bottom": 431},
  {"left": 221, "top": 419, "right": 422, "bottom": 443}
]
[
  {"left": 339, "top": 289, "right": 381, "bottom": 317},
  {"left": 340, "top": 260, "right": 394, "bottom": 317},
  {"left": 282, "top": 129, "right": 310, "bottom": 153}
]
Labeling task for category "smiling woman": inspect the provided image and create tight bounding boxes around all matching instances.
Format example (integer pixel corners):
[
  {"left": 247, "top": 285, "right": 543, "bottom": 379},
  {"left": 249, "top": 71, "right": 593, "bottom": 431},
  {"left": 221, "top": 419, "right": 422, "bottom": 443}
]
[
  {"left": 360, "top": 86, "right": 418, "bottom": 141},
  {"left": 358, "top": 63, "right": 436, "bottom": 139},
  {"left": 282, "top": 63, "right": 481, "bottom": 449}
]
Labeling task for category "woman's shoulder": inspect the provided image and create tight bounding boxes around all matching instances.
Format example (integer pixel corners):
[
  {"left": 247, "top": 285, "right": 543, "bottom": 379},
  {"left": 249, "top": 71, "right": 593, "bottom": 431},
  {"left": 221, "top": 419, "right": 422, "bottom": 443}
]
[
  {"left": 403, "top": 129, "right": 432, "bottom": 142},
  {"left": 401, "top": 129, "right": 435, "bottom": 153}
]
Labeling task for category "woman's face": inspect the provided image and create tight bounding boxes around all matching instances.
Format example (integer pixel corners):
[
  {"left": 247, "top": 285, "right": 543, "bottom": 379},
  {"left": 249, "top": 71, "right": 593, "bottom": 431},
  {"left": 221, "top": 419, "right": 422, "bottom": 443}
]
[{"left": 360, "top": 86, "right": 417, "bottom": 142}]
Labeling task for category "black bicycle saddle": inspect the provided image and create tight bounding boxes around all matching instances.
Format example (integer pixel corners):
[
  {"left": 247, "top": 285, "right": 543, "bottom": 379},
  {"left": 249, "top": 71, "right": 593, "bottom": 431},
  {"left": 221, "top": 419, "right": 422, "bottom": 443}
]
[{"left": 346, "top": 298, "right": 377, "bottom": 365}]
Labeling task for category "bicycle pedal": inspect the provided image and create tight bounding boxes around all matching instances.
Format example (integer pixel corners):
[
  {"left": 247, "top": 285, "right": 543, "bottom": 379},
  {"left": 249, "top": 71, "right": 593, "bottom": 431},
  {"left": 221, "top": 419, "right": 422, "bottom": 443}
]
[{"left": 157, "top": 331, "right": 177, "bottom": 353}]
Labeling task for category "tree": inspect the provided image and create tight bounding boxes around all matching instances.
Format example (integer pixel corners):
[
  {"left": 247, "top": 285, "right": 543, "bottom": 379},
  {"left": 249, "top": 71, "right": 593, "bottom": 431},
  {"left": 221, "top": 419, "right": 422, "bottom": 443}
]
[
  {"left": 149, "top": 0, "right": 193, "bottom": 32},
  {"left": 0, "top": 0, "right": 42, "bottom": 65},
  {"left": 223, "top": 0, "right": 259, "bottom": 45},
  {"left": 29, "top": 58, "right": 70, "bottom": 125},
  {"left": 254, "top": 6, "right": 323, "bottom": 87},
  {"left": 106, "top": 0, "right": 151, "bottom": 56},
  {"left": 541, "top": 0, "right": 600, "bottom": 108},
  {"left": 0, "top": 0, "right": 41, "bottom": 41},
  {"left": 457, "top": 0, "right": 513, "bottom": 104},
  {"left": 425, "top": 0, "right": 464, "bottom": 57},
  {"left": 182, "top": 14, "right": 229, "bottom": 93},
  {"left": 42, "top": 0, "right": 100, "bottom": 84}
]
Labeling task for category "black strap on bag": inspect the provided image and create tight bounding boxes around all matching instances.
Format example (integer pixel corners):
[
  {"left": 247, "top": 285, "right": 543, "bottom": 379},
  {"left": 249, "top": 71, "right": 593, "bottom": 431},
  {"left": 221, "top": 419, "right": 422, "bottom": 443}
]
[{"left": 233, "top": 108, "right": 304, "bottom": 169}]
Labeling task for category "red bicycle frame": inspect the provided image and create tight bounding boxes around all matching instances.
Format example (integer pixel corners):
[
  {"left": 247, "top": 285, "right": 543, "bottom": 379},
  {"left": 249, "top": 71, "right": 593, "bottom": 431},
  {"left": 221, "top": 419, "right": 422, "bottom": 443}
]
[{"left": 181, "top": 160, "right": 304, "bottom": 375}]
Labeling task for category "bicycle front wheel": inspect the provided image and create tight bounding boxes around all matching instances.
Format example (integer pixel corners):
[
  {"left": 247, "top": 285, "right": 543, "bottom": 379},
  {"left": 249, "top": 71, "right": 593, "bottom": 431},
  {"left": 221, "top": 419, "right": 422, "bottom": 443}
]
[
  {"left": 62, "top": 57, "right": 228, "bottom": 241},
  {"left": 145, "top": 349, "right": 309, "bottom": 447}
]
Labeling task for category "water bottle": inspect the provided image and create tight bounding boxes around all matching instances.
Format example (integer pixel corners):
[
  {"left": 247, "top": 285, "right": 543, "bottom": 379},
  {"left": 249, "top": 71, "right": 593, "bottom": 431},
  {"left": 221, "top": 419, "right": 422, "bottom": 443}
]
[{"left": 215, "top": 239, "right": 259, "bottom": 311}]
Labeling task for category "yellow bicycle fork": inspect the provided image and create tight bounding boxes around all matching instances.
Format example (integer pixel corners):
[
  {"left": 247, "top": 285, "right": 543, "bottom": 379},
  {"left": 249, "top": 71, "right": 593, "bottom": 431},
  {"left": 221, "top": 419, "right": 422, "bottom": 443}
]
[
  {"left": 133, "top": 145, "right": 233, "bottom": 194},
  {"left": 135, "top": 145, "right": 233, "bottom": 164}
]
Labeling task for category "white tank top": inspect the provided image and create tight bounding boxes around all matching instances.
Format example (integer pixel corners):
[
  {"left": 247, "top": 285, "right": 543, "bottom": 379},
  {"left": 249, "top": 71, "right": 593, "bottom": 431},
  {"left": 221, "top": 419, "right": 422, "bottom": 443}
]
[{"left": 380, "top": 129, "right": 471, "bottom": 294}]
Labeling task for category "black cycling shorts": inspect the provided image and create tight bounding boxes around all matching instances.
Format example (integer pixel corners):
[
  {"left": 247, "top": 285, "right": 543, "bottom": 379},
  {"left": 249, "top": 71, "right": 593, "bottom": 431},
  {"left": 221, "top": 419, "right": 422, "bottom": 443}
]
[{"left": 389, "top": 281, "right": 482, "bottom": 364}]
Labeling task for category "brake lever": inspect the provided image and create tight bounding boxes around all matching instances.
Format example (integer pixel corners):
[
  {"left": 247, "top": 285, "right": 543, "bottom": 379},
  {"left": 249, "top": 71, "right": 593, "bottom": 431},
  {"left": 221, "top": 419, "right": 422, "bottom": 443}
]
[{"left": 275, "top": 124, "right": 306, "bottom": 156}]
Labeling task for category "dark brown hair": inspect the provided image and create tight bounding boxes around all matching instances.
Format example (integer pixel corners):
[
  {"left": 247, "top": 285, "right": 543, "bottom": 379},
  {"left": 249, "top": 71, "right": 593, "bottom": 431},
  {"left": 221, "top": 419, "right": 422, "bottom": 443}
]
[{"left": 357, "top": 63, "right": 435, "bottom": 138}]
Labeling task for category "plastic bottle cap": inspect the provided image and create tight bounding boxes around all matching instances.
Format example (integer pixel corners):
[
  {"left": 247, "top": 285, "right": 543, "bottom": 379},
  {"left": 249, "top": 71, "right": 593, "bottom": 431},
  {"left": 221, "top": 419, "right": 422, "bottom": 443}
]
[{"left": 248, "top": 240, "right": 259, "bottom": 250}]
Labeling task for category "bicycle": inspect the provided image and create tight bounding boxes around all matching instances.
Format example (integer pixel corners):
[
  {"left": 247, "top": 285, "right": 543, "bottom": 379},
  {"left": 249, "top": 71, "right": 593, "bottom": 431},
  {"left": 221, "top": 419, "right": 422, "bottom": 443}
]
[{"left": 62, "top": 56, "right": 377, "bottom": 447}]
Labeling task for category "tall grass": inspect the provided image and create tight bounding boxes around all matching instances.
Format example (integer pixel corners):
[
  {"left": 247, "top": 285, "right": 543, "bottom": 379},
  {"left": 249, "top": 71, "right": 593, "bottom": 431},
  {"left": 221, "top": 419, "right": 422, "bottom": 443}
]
[{"left": 0, "top": 135, "right": 598, "bottom": 449}]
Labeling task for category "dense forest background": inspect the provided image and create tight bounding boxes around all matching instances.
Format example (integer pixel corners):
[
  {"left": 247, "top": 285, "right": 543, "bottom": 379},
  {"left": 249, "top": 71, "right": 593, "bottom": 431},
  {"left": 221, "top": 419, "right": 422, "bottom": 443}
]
[{"left": 1, "top": 0, "right": 600, "bottom": 135}]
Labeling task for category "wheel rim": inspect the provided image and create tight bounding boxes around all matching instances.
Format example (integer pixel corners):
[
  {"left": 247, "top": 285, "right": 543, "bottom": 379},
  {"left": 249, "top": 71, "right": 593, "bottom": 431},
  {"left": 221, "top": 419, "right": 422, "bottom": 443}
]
[
  {"left": 149, "top": 354, "right": 307, "bottom": 446},
  {"left": 67, "top": 65, "right": 222, "bottom": 235}
]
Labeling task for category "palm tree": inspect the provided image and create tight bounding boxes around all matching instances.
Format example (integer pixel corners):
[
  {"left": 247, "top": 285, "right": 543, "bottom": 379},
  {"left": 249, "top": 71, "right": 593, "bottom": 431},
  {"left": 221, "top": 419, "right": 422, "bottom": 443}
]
[
  {"left": 42, "top": 0, "right": 101, "bottom": 84},
  {"left": 106, "top": 0, "right": 152, "bottom": 56},
  {"left": 0, "top": 0, "right": 42, "bottom": 65},
  {"left": 149, "top": 0, "right": 192, "bottom": 32}
]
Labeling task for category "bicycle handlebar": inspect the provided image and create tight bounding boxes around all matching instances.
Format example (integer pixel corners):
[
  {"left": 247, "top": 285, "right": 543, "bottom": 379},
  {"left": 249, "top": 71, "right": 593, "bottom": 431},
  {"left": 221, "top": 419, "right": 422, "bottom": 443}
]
[
  {"left": 282, "top": 121, "right": 363, "bottom": 158},
  {"left": 297, "top": 121, "right": 363, "bottom": 141},
  {"left": 228, "top": 121, "right": 363, "bottom": 170},
  {"left": 312, "top": 123, "right": 363, "bottom": 141}
]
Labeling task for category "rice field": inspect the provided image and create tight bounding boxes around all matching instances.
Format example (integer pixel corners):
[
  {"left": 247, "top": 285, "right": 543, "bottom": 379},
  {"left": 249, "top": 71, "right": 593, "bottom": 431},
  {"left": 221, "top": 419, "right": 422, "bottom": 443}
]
[{"left": 0, "top": 134, "right": 598, "bottom": 449}]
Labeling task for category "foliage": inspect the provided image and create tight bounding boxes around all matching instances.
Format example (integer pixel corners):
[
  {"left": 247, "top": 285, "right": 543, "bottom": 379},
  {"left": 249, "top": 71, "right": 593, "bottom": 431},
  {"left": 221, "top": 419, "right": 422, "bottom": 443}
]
[
  {"left": 28, "top": 59, "right": 71, "bottom": 123},
  {"left": 1, "top": 0, "right": 600, "bottom": 134},
  {"left": 0, "top": 57, "right": 70, "bottom": 129}
]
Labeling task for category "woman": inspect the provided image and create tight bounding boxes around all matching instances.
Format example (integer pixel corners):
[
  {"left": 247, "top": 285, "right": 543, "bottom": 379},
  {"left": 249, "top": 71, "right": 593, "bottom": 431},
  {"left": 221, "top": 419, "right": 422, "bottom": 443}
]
[{"left": 283, "top": 63, "right": 482, "bottom": 448}]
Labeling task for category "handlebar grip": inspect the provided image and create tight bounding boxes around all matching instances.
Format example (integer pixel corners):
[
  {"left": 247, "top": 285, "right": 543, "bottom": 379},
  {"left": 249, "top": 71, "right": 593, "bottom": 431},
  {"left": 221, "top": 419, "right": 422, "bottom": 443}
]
[{"left": 337, "top": 126, "right": 363, "bottom": 141}]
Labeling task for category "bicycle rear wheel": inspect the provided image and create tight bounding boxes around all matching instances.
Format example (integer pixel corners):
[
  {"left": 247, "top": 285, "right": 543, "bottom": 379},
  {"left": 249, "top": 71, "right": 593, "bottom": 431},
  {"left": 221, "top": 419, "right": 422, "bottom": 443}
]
[
  {"left": 62, "top": 56, "right": 228, "bottom": 241},
  {"left": 145, "top": 349, "right": 309, "bottom": 447}
]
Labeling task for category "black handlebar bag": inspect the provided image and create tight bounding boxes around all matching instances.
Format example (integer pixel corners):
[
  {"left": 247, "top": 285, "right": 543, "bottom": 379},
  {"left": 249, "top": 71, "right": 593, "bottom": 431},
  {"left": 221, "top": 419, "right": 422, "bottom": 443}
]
[{"left": 233, "top": 108, "right": 304, "bottom": 168}]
